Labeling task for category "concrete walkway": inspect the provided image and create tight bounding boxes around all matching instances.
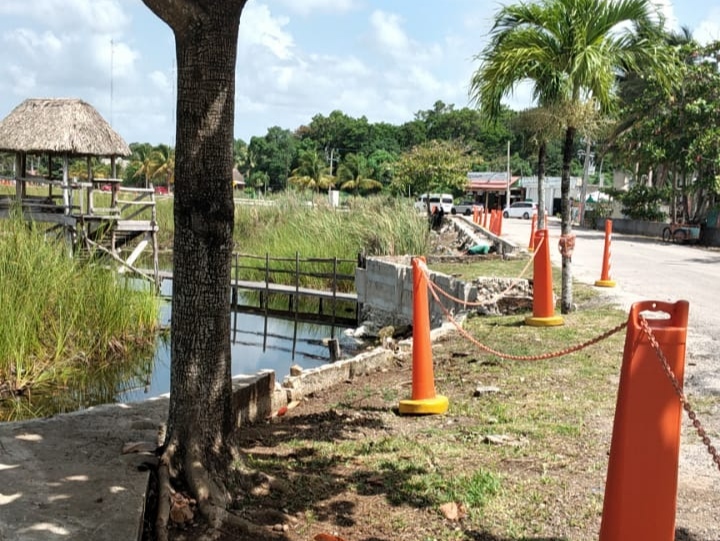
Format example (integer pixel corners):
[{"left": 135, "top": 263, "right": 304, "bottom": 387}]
[{"left": 0, "top": 398, "right": 168, "bottom": 541}]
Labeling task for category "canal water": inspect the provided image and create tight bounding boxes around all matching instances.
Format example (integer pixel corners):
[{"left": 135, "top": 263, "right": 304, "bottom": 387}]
[{"left": 117, "top": 287, "right": 358, "bottom": 403}]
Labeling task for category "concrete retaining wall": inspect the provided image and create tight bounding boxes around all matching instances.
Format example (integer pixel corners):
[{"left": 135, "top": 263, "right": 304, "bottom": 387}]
[{"left": 355, "top": 255, "right": 476, "bottom": 330}]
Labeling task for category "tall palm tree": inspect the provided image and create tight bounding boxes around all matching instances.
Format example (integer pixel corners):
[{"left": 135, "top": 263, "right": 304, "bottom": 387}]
[
  {"left": 151, "top": 144, "right": 175, "bottom": 187},
  {"left": 289, "top": 148, "right": 335, "bottom": 192},
  {"left": 470, "top": 0, "right": 672, "bottom": 313},
  {"left": 337, "top": 153, "right": 382, "bottom": 195}
]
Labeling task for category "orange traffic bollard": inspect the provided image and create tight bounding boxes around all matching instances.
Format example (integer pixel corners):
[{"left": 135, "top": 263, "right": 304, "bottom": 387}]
[
  {"left": 528, "top": 213, "right": 537, "bottom": 251},
  {"left": 398, "top": 258, "right": 449, "bottom": 415},
  {"left": 595, "top": 219, "right": 617, "bottom": 287},
  {"left": 472, "top": 205, "right": 479, "bottom": 225},
  {"left": 599, "top": 300, "right": 689, "bottom": 541},
  {"left": 496, "top": 210, "right": 503, "bottom": 236},
  {"left": 525, "top": 229, "right": 563, "bottom": 326}
]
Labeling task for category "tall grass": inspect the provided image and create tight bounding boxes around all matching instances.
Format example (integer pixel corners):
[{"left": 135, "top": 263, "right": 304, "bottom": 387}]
[
  {"left": 0, "top": 215, "right": 159, "bottom": 420},
  {"left": 229, "top": 193, "right": 430, "bottom": 286},
  {"left": 156, "top": 192, "right": 429, "bottom": 258}
]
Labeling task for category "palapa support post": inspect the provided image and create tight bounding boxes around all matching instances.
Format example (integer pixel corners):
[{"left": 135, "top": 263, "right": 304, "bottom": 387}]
[
  {"left": 528, "top": 213, "right": 537, "bottom": 252},
  {"left": 525, "top": 229, "right": 563, "bottom": 327},
  {"left": 595, "top": 219, "right": 617, "bottom": 288},
  {"left": 599, "top": 300, "right": 689, "bottom": 541},
  {"left": 398, "top": 257, "right": 449, "bottom": 415}
]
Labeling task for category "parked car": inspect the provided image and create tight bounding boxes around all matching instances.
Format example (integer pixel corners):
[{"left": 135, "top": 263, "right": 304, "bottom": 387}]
[
  {"left": 503, "top": 201, "right": 537, "bottom": 219},
  {"left": 414, "top": 193, "right": 454, "bottom": 214},
  {"left": 452, "top": 200, "right": 478, "bottom": 216}
]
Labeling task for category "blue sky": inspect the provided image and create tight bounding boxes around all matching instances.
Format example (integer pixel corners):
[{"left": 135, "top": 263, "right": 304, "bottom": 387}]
[{"left": 0, "top": 0, "right": 717, "bottom": 146}]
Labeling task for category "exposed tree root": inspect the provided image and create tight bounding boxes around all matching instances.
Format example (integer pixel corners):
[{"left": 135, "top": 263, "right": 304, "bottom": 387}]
[
  {"left": 153, "top": 440, "right": 284, "bottom": 540},
  {"left": 155, "top": 462, "right": 171, "bottom": 541}
]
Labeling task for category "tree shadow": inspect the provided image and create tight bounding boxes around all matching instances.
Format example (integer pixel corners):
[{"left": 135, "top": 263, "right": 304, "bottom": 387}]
[{"left": 228, "top": 408, "right": 581, "bottom": 541}]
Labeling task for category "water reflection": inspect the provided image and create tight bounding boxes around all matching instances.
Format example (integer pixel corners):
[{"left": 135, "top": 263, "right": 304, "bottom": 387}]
[
  {"left": 2, "top": 283, "right": 357, "bottom": 420},
  {"left": 117, "top": 295, "right": 355, "bottom": 403}
]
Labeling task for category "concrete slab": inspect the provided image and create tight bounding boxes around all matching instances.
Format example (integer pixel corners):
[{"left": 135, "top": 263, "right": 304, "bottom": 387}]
[{"left": 0, "top": 398, "right": 168, "bottom": 541}]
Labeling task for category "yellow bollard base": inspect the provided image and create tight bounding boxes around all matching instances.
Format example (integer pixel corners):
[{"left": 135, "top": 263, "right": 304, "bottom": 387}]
[
  {"left": 398, "top": 395, "right": 449, "bottom": 415},
  {"left": 525, "top": 314, "right": 564, "bottom": 327},
  {"left": 595, "top": 279, "right": 617, "bottom": 288}
]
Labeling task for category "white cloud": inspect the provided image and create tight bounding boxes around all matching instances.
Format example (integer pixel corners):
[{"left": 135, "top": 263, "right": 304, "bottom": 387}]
[
  {"left": 693, "top": 11, "right": 720, "bottom": 44},
  {"left": 240, "top": 3, "right": 295, "bottom": 60},
  {"left": 370, "top": 10, "right": 411, "bottom": 58},
  {"left": 0, "top": 0, "right": 129, "bottom": 34},
  {"left": 652, "top": 0, "right": 679, "bottom": 31},
  {"left": 271, "top": 0, "right": 358, "bottom": 16}
]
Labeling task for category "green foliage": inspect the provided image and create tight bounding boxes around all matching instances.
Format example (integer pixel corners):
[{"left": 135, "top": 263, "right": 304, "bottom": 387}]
[
  {"left": 232, "top": 194, "right": 429, "bottom": 286},
  {"left": 337, "top": 153, "right": 382, "bottom": 195},
  {"left": 248, "top": 126, "right": 298, "bottom": 191},
  {"left": 391, "top": 139, "right": 473, "bottom": 197},
  {"left": 607, "top": 183, "right": 668, "bottom": 221},
  {"left": 288, "top": 148, "right": 334, "bottom": 192},
  {"left": 0, "top": 216, "right": 159, "bottom": 420}
]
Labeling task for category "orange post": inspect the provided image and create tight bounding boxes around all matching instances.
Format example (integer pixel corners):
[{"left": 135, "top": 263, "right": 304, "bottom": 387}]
[
  {"left": 525, "top": 229, "right": 563, "bottom": 326},
  {"left": 599, "top": 300, "right": 689, "bottom": 541},
  {"left": 496, "top": 210, "right": 503, "bottom": 236},
  {"left": 528, "top": 213, "right": 537, "bottom": 251},
  {"left": 398, "top": 257, "right": 449, "bottom": 415},
  {"left": 482, "top": 208, "right": 488, "bottom": 229},
  {"left": 595, "top": 219, "right": 617, "bottom": 287},
  {"left": 472, "top": 205, "right": 479, "bottom": 224}
]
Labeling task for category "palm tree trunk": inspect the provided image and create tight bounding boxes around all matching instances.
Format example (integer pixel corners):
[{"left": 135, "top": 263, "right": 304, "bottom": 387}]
[{"left": 560, "top": 126, "right": 576, "bottom": 314}]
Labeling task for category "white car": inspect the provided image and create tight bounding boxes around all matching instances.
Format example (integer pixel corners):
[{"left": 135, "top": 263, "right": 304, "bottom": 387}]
[
  {"left": 503, "top": 201, "right": 537, "bottom": 219},
  {"left": 414, "top": 193, "right": 454, "bottom": 214}
]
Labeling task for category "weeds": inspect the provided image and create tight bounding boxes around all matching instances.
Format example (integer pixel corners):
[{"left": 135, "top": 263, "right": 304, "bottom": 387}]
[{"left": 0, "top": 216, "right": 159, "bottom": 420}]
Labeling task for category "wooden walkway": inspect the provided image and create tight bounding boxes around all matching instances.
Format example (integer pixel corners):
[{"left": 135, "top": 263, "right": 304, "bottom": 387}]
[
  {"left": 155, "top": 270, "right": 357, "bottom": 303},
  {"left": 154, "top": 252, "right": 359, "bottom": 326}
]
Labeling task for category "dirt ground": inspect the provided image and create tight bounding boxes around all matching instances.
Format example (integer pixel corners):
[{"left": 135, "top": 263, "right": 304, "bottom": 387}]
[
  {"left": 160, "top": 344, "right": 719, "bottom": 541},
  {"left": 159, "top": 221, "right": 720, "bottom": 541}
]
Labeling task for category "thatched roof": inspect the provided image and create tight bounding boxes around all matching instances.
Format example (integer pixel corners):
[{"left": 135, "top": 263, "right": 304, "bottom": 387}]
[{"left": 0, "top": 98, "right": 131, "bottom": 157}]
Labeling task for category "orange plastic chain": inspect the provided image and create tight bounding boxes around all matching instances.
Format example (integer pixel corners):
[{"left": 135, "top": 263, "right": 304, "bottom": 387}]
[
  {"left": 422, "top": 262, "right": 627, "bottom": 361},
  {"left": 418, "top": 235, "right": 544, "bottom": 309}
]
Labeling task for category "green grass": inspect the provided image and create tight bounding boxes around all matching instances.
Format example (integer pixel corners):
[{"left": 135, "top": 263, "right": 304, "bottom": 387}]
[
  {"left": 228, "top": 193, "right": 430, "bottom": 289},
  {"left": 237, "top": 299, "right": 629, "bottom": 538},
  {"left": 0, "top": 215, "right": 160, "bottom": 420}
]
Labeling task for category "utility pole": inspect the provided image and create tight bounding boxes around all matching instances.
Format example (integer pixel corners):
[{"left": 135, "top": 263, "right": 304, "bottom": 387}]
[
  {"left": 505, "top": 140, "right": 511, "bottom": 208},
  {"left": 579, "top": 138, "right": 592, "bottom": 226}
]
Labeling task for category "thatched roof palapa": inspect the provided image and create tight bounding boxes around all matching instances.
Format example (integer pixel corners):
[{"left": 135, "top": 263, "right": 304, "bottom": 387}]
[{"left": 0, "top": 98, "right": 131, "bottom": 157}]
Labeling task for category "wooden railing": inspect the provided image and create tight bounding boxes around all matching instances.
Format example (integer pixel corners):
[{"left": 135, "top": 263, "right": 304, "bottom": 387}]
[
  {"left": 230, "top": 252, "right": 359, "bottom": 325},
  {"left": 0, "top": 177, "right": 157, "bottom": 223},
  {"left": 232, "top": 252, "right": 356, "bottom": 292}
]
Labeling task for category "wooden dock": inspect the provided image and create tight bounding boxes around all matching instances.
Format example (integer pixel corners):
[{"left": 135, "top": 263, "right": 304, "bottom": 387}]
[{"left": 1, "top": 177, "right": 160, "bottom": 285}]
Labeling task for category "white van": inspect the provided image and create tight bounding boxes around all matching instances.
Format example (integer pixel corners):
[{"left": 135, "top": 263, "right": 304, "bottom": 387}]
[{"left": 414, "top": 193, "right": 454, "bottom": 214}]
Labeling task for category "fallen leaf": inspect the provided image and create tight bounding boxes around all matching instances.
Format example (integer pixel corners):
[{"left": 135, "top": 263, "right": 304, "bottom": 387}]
[
  {"left": 314, "top": 533, "right": 347, "bottom": 541},
  {"left": 169, "top": 500, "right": 193, "bottom": 524},
  {"left": 439, "top": 501, "right": 466, "bottom": 521}
]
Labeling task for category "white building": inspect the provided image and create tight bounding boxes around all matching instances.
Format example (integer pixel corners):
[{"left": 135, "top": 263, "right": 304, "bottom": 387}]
[{"left": 518, "top": 175, "right": 582, "bottom": 215}]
